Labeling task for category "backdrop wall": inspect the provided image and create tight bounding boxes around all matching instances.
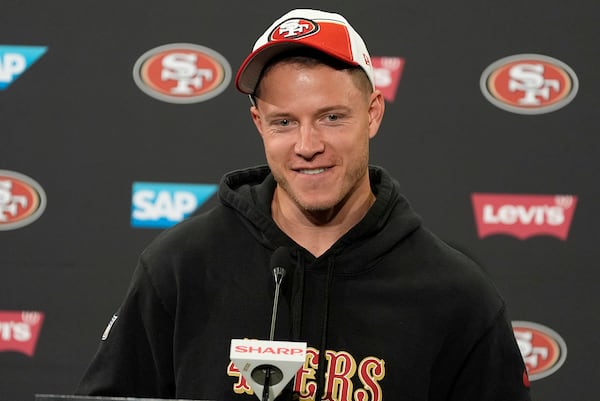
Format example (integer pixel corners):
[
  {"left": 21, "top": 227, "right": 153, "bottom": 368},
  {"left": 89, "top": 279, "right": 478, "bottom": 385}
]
[{"left": 1, "top": 1, "right": 598, "bottom": 400}]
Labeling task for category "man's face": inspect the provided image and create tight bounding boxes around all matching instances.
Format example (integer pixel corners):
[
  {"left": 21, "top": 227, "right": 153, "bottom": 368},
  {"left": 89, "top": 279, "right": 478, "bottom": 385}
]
[{"left": 250, "top": 61, "right": 384, "bottom": 214}]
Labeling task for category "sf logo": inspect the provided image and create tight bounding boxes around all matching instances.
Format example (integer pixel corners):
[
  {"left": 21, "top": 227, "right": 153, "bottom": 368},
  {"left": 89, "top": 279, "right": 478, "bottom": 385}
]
[
  {"left": 0, "top": 180, "right": 27, "bottom": 221},
  {"left": 508, "top": 63, "right": 560, "bottom": 105},
  {"left": 274, "top": 19, "right": 316, "bottom": 39},
  {"left": 161, "top": 53, "right": 214, "bottom": 95}
]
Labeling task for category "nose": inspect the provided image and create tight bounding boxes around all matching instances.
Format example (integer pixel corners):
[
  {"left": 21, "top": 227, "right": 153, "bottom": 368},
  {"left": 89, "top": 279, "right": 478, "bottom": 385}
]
[{"left": 294, "top": 124, "right": 325, "bottom": 159}]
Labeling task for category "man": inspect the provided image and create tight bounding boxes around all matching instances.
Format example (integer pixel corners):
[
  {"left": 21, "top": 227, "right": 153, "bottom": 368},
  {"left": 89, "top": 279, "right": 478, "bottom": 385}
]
[{"left": 76, "top": 9, "right": 531, "bottom": 401}]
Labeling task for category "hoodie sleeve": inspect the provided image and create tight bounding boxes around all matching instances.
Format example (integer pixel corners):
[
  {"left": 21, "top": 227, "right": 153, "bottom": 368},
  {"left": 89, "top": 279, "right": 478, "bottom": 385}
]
[
  {"left": 74, "top": 259, "right": 176, "bottom": 397},
  {"left": 447, "top": 308, "right": 531, "bottom": 401}
]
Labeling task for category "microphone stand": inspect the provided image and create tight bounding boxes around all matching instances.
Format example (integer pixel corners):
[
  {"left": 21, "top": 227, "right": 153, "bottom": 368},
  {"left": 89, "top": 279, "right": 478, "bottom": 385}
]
[{"left": 262, "top": 267, "right": 286, "bottom": 401}]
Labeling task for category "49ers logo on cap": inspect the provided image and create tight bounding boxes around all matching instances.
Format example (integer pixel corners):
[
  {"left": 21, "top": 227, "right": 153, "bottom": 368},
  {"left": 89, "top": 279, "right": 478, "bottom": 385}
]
[
  {"left": 133, "top": 43, "right": 231, "bottom": 104},
  {"left": 270, "top": 18, "right": 319, "bottom": 41},
  {"left": 512, "top": 321, "right": 567, "bottom": 381},
  {"left": 480, "top": 54, "right": 578, "bottom": 114},
  {"left": 0, "top": 170, "right": 47, "bottom": 231}
]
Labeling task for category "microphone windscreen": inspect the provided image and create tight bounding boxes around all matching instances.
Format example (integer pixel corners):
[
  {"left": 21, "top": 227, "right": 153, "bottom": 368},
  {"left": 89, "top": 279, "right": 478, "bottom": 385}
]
[{"left": 270, "top": 246, "right": 291, "bottom": 270}]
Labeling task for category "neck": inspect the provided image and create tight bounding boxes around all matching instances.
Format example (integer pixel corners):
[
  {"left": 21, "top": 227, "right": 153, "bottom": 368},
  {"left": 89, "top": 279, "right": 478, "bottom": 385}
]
[{"left": 271, "top": 187, "right": 376, "bottom": 257}]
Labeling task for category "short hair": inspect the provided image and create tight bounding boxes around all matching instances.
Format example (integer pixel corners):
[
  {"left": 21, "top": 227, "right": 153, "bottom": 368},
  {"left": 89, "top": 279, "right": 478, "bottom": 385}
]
[{"left": 253, "top": 48, "right": 373, "bottom": 100}]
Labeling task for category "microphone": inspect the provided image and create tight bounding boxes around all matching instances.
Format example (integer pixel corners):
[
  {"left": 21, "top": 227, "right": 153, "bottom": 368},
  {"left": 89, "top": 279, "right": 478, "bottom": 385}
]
[
  {"left": 230, "top": 247, "right": 306, "bottom": 401},
  {"left": 262, "top": 248, "right": 288, "bottom": 401},
  {"left": 269, "top": 247, "right": 288, "bottom": 341}
]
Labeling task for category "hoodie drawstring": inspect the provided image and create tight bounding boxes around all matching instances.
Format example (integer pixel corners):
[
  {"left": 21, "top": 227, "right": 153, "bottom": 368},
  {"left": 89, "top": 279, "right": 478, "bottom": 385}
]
[
  {"left": 291, "top": 252, "right": 305, "bottom": 341},
  {"left": 284, "top": 253, "right": 335, "bottom": 401},
  {"left": 284, "top": 251, "right": 305, "bottom": 401},
  {"left": 315, "top": 257, "right": 335, "bottom": 401}
]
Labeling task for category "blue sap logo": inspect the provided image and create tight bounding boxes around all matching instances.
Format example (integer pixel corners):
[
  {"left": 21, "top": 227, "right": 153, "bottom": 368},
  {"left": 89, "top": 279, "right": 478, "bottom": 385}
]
[
  {"left": 131, "top": 182, "right": 218, "bottom": 229},
  {"left": 0, "top": 45, "right": 47, "bottom": 89}
]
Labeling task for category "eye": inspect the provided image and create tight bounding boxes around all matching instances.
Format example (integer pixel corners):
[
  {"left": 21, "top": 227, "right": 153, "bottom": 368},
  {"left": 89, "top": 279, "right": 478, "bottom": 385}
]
[
  {"left": 327, "top": 114, "right": 339, "bottom": 121},
  {"left": 279, "top": 119, "right": 290, "bottom": 126}
]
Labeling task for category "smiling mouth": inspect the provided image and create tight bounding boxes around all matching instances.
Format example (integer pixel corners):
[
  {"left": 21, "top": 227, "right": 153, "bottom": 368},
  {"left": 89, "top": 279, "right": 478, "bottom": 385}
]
[{"left": 298, "top": 168, "right": 328, "bottom": 175}]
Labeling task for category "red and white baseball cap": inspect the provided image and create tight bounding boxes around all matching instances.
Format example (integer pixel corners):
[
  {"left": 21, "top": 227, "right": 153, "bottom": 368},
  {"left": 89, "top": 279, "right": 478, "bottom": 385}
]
[{"left": 235, "top": 9, "right": 374, "bottom": 94}]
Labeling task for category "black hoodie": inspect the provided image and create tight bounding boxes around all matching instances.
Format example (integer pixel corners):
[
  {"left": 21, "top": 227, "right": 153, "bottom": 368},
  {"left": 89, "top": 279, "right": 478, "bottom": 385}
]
[{"left": 76, "top": 165, "right": 531, "bottom": 401}]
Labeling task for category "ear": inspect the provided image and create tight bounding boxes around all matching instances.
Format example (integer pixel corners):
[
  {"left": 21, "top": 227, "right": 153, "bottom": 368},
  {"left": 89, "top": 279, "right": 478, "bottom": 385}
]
[
  {"left": 367, "top": 90, "right": 385, "bottom": 139},
  {"left": 250, "top": 105, "right": 264, "bottom": 136}
]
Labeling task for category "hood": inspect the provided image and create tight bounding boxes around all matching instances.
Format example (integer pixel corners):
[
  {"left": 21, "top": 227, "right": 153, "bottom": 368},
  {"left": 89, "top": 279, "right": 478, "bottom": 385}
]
[{"left": 218, "top": 164, "right": 422, "bottom": 272}]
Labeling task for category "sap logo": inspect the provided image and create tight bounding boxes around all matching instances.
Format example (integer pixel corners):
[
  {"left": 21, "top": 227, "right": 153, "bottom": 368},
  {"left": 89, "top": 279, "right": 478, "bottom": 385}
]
[
  {"left": 0, "top": 45, "right": 47, "bottom": 89},
  {"left": 131, "top": 182, "right": 218, "bottom": 229}
]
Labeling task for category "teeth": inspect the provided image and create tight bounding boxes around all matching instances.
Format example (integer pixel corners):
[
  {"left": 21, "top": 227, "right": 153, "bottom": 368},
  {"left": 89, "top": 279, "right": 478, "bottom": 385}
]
[{"left": 299, "top": 168, "right": 326, "bottom": 175}]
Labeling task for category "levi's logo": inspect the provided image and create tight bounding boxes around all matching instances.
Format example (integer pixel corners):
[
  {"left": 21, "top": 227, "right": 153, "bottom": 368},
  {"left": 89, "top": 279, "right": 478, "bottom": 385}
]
[
  {"left": 471, "top": 193, "right": 577, "bottom": 240},
  {"left": 270, "top": 18, "right": 319, "bottom": 40},
  {"left": 0, "top": 311, "right": 45, "bottom": 356}
]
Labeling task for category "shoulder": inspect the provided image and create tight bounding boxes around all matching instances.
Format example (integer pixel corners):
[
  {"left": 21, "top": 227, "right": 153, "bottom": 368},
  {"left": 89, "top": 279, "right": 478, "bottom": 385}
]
[
  {"left": 133, "top": 205, "right": 235, "bottom": 285},
  {"left": 140, "top": 204, "right": 236, "bottom": 262},
  {"left": 124, "top": 204, "right": 243, "bottom": 311},
  {"left": 403, "top": 226, "right": 505, "bottom": 322}
]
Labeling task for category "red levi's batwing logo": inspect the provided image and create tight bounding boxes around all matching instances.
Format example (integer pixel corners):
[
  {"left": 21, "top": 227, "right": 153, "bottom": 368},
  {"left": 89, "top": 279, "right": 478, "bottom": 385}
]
[
  {"left": 372, "top": 57, "right": 405, "bottom": 102},
  {"left": 0, "top": 311, "right": 45, "bottom": 356},
  {"left": 471, "top": 193, "right": 577, "bottom": 240}
]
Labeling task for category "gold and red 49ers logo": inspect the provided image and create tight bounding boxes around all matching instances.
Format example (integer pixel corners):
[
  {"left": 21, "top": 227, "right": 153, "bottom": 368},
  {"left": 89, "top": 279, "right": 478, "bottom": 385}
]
[{"left": 228, "top": 347, "right": 385, "bottom": 400}]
